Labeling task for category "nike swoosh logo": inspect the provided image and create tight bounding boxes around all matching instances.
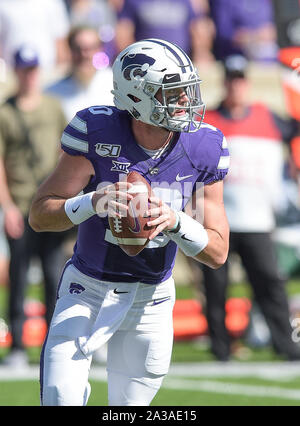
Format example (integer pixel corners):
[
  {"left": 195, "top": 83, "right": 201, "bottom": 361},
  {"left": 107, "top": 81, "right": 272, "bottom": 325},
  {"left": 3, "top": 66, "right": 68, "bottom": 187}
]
[
  {"left": 128, "top": 203, "right": 141, "bottom": 233},
  {"left": 165, "top": 75, "right": 177, "bottom": 80},
  {"left": 113, "top": 289, "right": 129, "bottom": 294},
  {"left": 182, "top": 234, "right": 193, "bottom": 242},
  {"left": 72, "top": 205, "right": 80, "bottom": 213},
  {"left": 152, "top": 296, "right": 171, "bottom": 306},
  {"left": 175, "top": 174, "right": 193, "bottom": 182}
]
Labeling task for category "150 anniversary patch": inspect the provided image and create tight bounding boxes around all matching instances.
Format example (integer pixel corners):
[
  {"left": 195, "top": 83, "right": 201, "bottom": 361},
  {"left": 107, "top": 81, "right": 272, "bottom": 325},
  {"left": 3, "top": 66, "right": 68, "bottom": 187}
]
[{"left": 95, "top": 143, "right": 121, "bottom": 157}]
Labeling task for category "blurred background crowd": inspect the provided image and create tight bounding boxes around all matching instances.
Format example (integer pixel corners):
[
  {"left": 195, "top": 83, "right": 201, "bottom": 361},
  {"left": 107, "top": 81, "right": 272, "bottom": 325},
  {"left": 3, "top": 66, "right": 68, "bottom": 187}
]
[{"left": 0, "top": 0, "right": 300, "bottom": 368}]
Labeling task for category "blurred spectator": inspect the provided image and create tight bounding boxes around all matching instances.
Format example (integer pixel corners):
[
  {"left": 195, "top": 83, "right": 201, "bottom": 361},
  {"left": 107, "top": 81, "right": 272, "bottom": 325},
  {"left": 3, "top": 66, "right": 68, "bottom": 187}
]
[
  {"left": 196, "top": 54, "right": 300, "bottom": 361},
  {"left": 46, "top": 25, "right": 114, "bottom": 121},
  {"left": 115, "top": 0, "right": 215, "bottom": 65},
  {"left": 0, "top": 210, "right": 9, "bottom": 286},
  {"left": 0, "top": 46, "right": 67, "bottom": 367},
  {"left": 209, "top": 0, "right": 278, "bottom": 62},
  {"left": 64, "top": 0, "right": 118, "bottom": 61},
  {"left": 0, "top": 0, "right": 70, "bottom": 73}
]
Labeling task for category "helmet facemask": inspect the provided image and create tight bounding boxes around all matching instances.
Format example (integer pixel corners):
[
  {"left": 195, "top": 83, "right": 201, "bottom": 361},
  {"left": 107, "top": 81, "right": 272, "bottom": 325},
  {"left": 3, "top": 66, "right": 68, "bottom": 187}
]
[{"left": 147, "top": 76, "right": 206, "bottom": 133}]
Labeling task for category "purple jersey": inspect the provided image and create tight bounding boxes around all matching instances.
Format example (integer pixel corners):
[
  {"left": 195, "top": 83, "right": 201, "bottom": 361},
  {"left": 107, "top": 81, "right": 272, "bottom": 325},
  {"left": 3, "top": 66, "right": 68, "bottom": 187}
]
[
  {"left": 117, "top": 0, "right": 200, "bottom": 56},
  {"left": 61, "top": 106, "right": 229, "bottom": 284}
]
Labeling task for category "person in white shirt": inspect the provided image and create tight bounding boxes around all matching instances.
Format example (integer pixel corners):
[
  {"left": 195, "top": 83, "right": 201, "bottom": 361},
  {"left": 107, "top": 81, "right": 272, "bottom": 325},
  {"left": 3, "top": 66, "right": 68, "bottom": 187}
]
[
  {"left": 0, "top": 0, "right": 70, "bottom": 73},
  {"left": 46, "top": 25, "right": 114, "bottom": 121}
]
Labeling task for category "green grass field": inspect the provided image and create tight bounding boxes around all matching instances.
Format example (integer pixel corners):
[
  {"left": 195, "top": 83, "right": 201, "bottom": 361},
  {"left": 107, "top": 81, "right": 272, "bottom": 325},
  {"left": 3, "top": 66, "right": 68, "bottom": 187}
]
[
  {"left": 1, "top": 279, "right": 300, "bottom": 406},
  {"left": 2, "top": 359, "right": 300, "bottom": 406}
]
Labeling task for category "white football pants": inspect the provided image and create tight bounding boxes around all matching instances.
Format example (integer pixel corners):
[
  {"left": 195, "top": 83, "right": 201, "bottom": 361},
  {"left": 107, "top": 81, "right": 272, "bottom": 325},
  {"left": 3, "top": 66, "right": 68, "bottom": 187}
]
[{"left": 40, "top": 263, "right": 175, "bottom": 406}]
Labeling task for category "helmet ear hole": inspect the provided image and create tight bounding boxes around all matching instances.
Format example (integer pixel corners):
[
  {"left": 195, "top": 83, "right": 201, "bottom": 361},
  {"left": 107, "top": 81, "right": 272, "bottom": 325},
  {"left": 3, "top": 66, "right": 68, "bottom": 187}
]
[{"left": 127, "top": 94, "right": 141, "bottom": 103}]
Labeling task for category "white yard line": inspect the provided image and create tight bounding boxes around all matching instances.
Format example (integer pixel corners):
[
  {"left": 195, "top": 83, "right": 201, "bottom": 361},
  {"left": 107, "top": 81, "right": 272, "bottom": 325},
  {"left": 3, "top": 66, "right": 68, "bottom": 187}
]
[
  {"left": 0, "top": 365, "right": 39, "bottom": 381},
  {"left": 168, "top": 361, "right": 300, "bottom": 381},
  {"left": 163, "top": 378, "right": 300, "bottom": 401},
  {"left": 2, "top": 361, "right": 300, "bottom": 381},
  {"left": 1, "top": 362, "right": 300, "bottom": 402}
]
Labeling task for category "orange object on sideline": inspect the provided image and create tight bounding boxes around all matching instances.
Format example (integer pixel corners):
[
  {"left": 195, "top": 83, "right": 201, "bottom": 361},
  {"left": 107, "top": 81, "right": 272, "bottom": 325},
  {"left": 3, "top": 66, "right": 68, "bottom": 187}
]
[
  {"left": 278, "top": 47, "right": 300, "bottom": 69},
  {"left": 225, "top": 297, "right": 252, "bottom": 313},
  {"left": 173, "top": 299, "right": 207, "bottom": 340},
  {"left": 173, "top": 298, "right": 202, "bottom": 316},
  {"left": 22, "top": 317, "right": 47, "bottom": 347},
  {"left": 281, "top": 80, "right": 300, "bottom": 121},
  {"left": 0, "top": 331, "right": 12, "bottom": 348},
  {"left": 173, "top": 298, "right": 251, "bottom": 340},
  {"left": 291, "top": 137, "right": 300, "bottom": 169},
  {"left": 225, "top": 311, "right": 249, "bottom": 338}
]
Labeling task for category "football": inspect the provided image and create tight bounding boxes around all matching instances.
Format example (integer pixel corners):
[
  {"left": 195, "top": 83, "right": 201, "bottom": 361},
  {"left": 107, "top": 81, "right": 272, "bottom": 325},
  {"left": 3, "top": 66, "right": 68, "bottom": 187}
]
[{"left": 108, "top": 171, "right": 155, "bottom": 256}]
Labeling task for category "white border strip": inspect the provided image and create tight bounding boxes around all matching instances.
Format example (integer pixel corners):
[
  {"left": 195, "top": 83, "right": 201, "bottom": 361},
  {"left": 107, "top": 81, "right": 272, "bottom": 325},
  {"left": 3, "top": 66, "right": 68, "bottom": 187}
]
[
  {"left": 69, "top": 115, "right": 88, "bottom": 134},
  {"left": 115, "top": 237, "right": 147, "bottom": 245},
  {"left": 61, "top": 132, "right": 89, "bottom": 153},
  {"left": 217, "top": 155, "right": 230, "bottom": 170}
]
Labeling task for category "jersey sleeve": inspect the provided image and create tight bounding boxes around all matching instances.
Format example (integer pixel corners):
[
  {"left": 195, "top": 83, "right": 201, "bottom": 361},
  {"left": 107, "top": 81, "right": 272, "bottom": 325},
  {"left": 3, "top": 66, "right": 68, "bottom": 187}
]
[
  {"left": 61, "top": 109, "right": 90, "bottom": 158},
  {"left": 191, "top": 125, "right": 230, "bottom": 185},
  {"left": 209, "top": 133, "right": 230, "bottom": 183},
  {"left": 61, "top": 105, "right": 120, "bottom": 167}
]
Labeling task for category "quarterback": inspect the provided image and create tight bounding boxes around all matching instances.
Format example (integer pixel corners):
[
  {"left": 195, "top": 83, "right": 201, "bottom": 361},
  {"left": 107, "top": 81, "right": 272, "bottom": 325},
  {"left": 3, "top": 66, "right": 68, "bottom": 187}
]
[{"left": 29, "top": 39, "right": 230, "bottom": 406}]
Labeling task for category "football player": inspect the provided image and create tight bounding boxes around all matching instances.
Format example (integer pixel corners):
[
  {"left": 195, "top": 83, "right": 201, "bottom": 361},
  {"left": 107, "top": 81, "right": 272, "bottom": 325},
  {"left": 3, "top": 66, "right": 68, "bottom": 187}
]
[{"left": 29, "top": 39, "right": 230, "bottom": 406}]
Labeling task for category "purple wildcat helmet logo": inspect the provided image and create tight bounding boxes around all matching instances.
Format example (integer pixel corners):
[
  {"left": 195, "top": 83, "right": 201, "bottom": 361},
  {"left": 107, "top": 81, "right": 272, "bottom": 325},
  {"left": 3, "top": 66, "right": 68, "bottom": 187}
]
[
  {"left": 121, "top": 53, "right": 156, "bottom": 81},
  {"left": 69, "top": 283, "right": 85, "bottom": 294}
]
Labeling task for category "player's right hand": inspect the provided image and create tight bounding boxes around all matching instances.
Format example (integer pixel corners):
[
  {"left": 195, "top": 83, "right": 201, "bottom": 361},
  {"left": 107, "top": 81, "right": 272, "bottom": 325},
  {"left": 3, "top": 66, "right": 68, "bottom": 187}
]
[{"left": 92, "top": 182, "right": 133, "bottom": 218}]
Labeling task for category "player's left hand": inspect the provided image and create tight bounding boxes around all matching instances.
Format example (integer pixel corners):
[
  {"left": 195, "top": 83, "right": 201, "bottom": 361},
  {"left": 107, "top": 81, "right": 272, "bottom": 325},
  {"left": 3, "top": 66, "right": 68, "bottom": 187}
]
[{"left": 145, "top": 196, "right": 177, "bottom": 240}]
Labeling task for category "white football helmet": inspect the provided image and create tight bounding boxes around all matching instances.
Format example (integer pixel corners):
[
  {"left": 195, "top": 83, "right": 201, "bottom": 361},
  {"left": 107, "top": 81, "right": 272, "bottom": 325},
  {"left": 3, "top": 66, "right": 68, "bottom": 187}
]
[{"left": 112, "top": 39, "right": 205, "bottom": 133}]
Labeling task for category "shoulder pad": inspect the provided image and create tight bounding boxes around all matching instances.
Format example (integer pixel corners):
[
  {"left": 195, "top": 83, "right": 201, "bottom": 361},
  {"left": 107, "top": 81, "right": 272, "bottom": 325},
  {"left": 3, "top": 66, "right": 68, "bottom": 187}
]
[
  {"left": 61, "top": 106, "right": 124, "bottom": 157},
  {"left": 181, "top": 123, "right": 229, "bottom": 183}
]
